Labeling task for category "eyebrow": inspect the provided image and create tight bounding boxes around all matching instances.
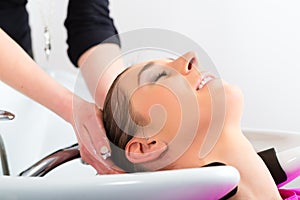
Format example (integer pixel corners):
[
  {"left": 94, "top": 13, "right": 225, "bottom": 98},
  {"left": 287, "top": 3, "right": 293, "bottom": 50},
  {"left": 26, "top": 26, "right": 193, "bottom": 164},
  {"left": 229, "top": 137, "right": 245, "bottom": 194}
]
[
  {"left": 137, "top": 61, "right": 156, "bottom": 84},
  {"left": 137, "top": 58, "right": 175, "bottom": 84}
]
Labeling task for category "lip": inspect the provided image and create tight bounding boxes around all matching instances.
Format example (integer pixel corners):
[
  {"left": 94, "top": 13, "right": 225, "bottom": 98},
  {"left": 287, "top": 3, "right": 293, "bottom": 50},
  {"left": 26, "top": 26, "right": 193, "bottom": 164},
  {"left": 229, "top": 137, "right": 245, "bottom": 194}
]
[{"left": 195, "top": 72, "right": 216, "bottom": 90}]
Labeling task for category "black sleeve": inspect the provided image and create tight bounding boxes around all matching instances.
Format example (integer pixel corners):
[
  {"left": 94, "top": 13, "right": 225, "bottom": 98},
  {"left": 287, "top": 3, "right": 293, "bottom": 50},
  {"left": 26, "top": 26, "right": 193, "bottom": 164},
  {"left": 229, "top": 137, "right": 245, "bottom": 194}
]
[
  {"left": 0, "top": 0, "right": 33, "bottom": 58},
  {"left": 258, "top": 148, "right": 287, "bottom": 185},
  {"left": 64, "top": 0, "right": 120, "bottom": 67}
]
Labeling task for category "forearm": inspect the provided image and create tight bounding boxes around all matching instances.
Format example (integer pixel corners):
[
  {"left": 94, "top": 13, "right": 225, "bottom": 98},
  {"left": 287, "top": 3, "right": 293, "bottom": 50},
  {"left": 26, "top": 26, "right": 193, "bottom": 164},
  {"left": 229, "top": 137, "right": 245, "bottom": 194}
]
[
  {"left": 0, "top": 29, "right": 73, "bottom": 123},
  {"left": 64, "top": 0, "right": 122, "bottom": 108},
  {"left": 78, "top": 44, "right": 124, "bottom": 108}
]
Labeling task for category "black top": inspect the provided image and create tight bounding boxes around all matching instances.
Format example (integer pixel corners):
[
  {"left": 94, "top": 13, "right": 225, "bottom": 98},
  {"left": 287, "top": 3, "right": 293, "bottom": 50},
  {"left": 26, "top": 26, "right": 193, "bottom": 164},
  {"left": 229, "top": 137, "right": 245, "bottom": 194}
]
[
  {"left": 258, "top": 147, "right": 287, "bottom": 185},
  {"left": 64, "top": 0, "right": 120, "bottom": 67},
  {"left": 0, "top": 0, "right": 27, "bottom": 7},
  {"left": 205, "top": 148, "right": 288, "bottom": 199},
  {"left": 0, "top": 0, "right": 120, "bottom": 67},
  {"left": 0, "top": 0, "right": 33, "bottom": 58}
]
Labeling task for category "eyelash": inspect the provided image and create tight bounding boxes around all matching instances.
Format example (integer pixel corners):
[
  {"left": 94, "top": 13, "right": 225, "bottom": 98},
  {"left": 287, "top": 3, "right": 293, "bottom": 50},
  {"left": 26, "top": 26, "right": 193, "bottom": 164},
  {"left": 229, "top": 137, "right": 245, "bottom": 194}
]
[{"left": 154, "top": 71, "right": 167, "bottom": 82}]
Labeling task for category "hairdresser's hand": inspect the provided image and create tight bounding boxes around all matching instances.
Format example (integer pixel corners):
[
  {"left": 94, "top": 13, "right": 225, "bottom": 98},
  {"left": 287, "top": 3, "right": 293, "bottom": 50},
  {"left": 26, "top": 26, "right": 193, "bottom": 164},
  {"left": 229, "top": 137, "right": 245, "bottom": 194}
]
[{"left": 71, "top": 97, "right": 124, "bottom": 174}]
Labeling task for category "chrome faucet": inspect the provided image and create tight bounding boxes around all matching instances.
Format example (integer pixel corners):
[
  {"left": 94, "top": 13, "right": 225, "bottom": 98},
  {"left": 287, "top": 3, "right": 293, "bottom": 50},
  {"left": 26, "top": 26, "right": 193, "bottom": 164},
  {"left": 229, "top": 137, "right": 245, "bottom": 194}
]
[
  {"left": 1, "top": 110, "right": 81, "bottom": 177},
  {"left": 0, "top": 134, "right": 9, "bottom": 175},
  {"left": 0, "top": 110, "right": 15, "bottom": 121},
  {"left": 0, "top": 110, "right": 14, "bottom": 176},
  {"left": 19, "top": 143, "right": 80, "bottom": 177}
]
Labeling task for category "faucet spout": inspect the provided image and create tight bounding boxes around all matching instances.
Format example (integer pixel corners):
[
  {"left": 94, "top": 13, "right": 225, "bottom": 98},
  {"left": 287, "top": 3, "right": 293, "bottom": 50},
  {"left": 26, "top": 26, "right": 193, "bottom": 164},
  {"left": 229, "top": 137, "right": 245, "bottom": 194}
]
[
  {"left": 0, "top": 134, "right": 10, "bottom": 175},
  {"left": 0, "top": 110, "right": 15, "bottom": 121},
  {"left": 19, "top": 144, "right": 80, "bottom": 177}
]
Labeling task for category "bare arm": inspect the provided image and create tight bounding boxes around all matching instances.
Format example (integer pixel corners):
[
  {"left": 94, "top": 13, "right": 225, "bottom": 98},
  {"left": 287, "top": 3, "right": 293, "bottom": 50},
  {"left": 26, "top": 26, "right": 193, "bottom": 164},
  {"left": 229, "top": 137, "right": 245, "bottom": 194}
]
[
  {"left": 0, "top": 28, "right": 72, "bottom": 122},
  {"left": 78, "top": 44, "right": 125, "bottom": 109},
  {"left": 76, "top": 44, "right": 125, "bottom": 174},
  {"left": 0, "top": 28, "right": 122, "bottom": 174}
]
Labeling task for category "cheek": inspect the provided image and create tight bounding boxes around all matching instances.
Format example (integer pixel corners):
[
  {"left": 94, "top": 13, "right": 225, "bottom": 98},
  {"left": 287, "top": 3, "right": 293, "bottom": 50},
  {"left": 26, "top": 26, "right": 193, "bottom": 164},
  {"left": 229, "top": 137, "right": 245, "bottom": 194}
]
[
  {"left": 213, "top": 80, "right": 244, "bottom": 125},
  {"left": 130, "top": 85, "right": 182, "bottom": 139},
  {"left": 196, "top": 87, "right": 213, "bottom": 126},
  {"left": 199, "top": 80, "right": 244, "bottom": 118},
  {"left": 193, "top": 80, "right": 244, "bottom": 144}
]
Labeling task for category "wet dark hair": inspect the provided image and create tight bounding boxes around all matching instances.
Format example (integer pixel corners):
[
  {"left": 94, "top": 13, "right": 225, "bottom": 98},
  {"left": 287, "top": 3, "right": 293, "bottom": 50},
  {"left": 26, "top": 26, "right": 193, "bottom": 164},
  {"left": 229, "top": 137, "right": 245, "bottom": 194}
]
[{"left": 102, "top": 69, "right": 145, "bottom": 172}]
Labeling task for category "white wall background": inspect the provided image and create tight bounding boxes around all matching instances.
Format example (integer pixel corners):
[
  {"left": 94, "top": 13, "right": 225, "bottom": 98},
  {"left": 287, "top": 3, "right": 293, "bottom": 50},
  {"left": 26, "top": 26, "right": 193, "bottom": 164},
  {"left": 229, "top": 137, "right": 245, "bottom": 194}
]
[{"left": 26, "top": 0, "right": 300, "bottom": 132}]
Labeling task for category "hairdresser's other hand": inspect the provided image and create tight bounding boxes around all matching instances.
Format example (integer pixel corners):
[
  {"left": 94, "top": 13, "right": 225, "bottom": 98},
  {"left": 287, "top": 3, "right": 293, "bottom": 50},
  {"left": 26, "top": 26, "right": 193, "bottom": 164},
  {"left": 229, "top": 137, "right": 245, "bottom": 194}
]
[{"left": 71, "top": 97, "right": 124, "bottom": 174}]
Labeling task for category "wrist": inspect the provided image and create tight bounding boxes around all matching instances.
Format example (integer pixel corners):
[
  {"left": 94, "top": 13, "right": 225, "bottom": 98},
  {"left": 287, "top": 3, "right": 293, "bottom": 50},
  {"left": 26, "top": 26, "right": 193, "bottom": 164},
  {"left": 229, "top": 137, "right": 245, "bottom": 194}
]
[{"left": 56, "top": 90, "right": 74, "bottom": 124}]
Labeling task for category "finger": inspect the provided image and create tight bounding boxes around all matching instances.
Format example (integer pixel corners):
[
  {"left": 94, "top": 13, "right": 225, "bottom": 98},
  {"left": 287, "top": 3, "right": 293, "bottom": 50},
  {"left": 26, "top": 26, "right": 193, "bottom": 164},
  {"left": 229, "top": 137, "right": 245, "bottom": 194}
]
[
  {"left": 80, "top": 145, "right": 124, "bottom": 174},
  {"left": 88, "top": 107, "right": 112, "bottom": 157},
  {"left": 96, "top": 163, "right": 125, "bottom": 175},
  {"left": 94, "top": 158, "right": 125, "bottom": 174},
  {"left": 84, "top": 120, "right": 111, "bottom": 159}
]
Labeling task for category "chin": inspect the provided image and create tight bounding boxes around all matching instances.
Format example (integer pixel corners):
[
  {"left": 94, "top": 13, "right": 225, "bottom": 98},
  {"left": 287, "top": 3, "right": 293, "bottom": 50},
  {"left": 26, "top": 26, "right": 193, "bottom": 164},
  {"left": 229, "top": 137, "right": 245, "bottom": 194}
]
[
  {"left": 223, "top": 82, "right": 244, "bottom": 123},
  {"left": 224, "top": 82, "right": 243, "bottom": 104},
  {"left": 208, "top": 79, "right": 244, "bottom": 111}
]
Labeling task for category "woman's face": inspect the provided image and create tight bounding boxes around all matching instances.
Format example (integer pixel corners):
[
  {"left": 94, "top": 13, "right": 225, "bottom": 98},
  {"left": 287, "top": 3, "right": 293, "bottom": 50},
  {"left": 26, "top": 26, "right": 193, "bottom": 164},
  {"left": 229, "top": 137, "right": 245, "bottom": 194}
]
[{"left": 114, "top": 51, "right": 244, "bottom": 169}]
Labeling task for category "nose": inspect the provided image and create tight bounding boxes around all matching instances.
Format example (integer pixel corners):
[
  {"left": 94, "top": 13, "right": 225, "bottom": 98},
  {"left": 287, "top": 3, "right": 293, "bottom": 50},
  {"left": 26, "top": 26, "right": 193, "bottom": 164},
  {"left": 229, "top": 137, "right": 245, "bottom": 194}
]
[{"left": 171, "top": 51, "right": 199, "bottom": 75}]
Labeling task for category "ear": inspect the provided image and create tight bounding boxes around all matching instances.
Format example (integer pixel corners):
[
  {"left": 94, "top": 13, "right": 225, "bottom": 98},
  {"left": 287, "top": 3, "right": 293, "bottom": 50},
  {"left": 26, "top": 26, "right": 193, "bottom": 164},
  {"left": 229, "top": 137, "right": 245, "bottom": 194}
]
[{"left": 125, "top": 138, "right": 167, "bottom": 164}]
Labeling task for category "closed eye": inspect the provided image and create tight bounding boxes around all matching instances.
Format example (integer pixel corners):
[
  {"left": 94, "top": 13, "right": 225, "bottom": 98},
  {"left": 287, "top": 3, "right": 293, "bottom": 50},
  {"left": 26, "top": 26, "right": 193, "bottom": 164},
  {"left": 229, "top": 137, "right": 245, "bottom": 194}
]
[
  {"left": 138, "top": 62, "right": 172, "bottom": 85},
  {"left": 154, "top": 71, "right": 167, "bottom": 82}
]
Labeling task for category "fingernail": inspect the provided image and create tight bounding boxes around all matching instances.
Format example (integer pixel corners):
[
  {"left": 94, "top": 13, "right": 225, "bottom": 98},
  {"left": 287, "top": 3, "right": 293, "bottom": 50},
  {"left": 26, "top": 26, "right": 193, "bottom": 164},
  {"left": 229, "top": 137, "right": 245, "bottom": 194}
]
[{"left": 100, "top": 146, "right": 111, "bottom": 160}]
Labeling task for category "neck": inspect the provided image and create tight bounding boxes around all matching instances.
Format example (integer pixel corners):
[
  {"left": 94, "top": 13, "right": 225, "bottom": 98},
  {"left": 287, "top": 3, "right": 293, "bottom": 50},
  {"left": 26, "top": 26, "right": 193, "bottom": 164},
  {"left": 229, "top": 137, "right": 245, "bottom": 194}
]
[{"left": 205, "top": 128, "right": 282, "bottom": 199}]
